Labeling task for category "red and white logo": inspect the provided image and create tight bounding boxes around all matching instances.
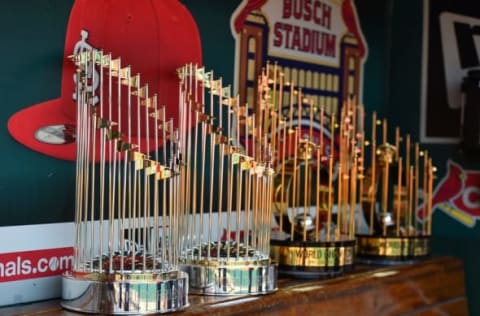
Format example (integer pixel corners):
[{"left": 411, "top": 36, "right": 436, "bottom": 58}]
[{"left": 416, "top": 160, "right": 480, "bottom": 227}]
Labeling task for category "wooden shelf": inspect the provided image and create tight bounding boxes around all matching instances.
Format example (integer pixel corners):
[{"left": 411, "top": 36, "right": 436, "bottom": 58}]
[{"left": 0, "top": 256, "right": 467, "bottom": 316}]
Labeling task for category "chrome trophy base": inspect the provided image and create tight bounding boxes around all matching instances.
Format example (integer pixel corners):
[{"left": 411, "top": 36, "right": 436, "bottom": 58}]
[
  {"left": 61, "top": 270, "right": 189, "bottom": 314},
  {"left": 180, "top": 259, "right": 277, "bottom": 295}
]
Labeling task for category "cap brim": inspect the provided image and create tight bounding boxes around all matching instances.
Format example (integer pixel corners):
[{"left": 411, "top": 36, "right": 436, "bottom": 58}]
[
  {"left": 8, "top": 98, "right": 77, "bottom": 161},
  {"left": 8, "top": 99, "right": 161, "bottom": 162}
]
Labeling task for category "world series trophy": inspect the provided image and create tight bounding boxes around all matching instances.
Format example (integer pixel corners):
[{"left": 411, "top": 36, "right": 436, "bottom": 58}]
[
  {"left": 176, "top": 64, "right": 277, "bottom": 295},
  {"left": 61, "top": 50, "right": 189, "bottom": 314},
  {"left": 355, "top": 115, "right": 434, "bottom": 264},
  {"left": 262, "top": 63, "right": 359, "bottom": 278}
]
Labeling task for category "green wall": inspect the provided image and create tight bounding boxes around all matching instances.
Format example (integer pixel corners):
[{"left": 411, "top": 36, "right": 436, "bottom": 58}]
[{"left": 0, "top": 1, "right": 74, "bottom": 225}]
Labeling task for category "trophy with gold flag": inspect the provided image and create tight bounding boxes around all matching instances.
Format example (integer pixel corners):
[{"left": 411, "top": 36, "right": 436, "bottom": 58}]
[
  {"left": 355, "top": 115, "right": 435, "bottom": 264},
  {"left": 176, "top": 64, "right": 277, "bottom": 295},
  {"left": 254, "top": 63, "right": 358, "bottom": 278},
  {"left": 61, "top": 50, "right": 189, "bottom": 314}
]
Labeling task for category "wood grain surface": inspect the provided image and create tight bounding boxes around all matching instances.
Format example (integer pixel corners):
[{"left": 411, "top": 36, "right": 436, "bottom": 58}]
[{"left": 0, "top": 256, "right": 467, "bottom": 316}]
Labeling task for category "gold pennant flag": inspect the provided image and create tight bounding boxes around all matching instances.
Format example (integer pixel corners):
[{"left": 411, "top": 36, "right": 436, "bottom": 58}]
[
  {"left": 156, "top": 165, "right": 172, "bottom": 180},
  {"left": 248, "top": 159, "right": 257, "bottom": 171},
  {"left": 192, "top": 99, "right": 203, "bottom": 112},
  {"left": 265, "top": 167, "right": 275, "bottom": 176},
  {"left": 158, "top": 122, "right": 169, "bottom": 132},
  {"left": 134, "top": 160, "right": 143, "bottom": 170},
  {"left": 141, "top": 96, "right": 156, "bottom": 108},
  {"left": 155, "top": 165, "right": 164, "bottom": 180},
  {"left": 221, "top": 97, "right": 237, "bottom": 106},
  {"left": 128, "top": 150, "right": 146, "bottom": 162},
  {"left": 163, "top": 168, "right": 172, "bottom": 179},
  {"left": 95, "top": 116, "right": 116, "bottom": 129},
  {"left": 202, "top": 71, "right": 212, "bottom": 84},
  {"left": 241, "top": 160, "right": 250, "bottom": 170},
  {"left": 106, "top": 128, "right": 122, "bottom": 141},
  {"left": 155, "top": 168, "right": 164, "bottom": 180},
  {"left": 224, "top": 144, "right": 241, "bottom": 155},
  {"left": 195, "top": 66, "right": 205, "bottom": 80},
  {"left": 133, "top": 85, "right": 148, "bottom": 98},
  {"left": 132, "top": 74, "right": 141, "bottom": 88},
  {"left": 223, "top": 86, "right": 231, "bottom": 98},
  {"left": 206, "top": 79, "right": 221, "bottom": 91},
  {"left": 159, "top": 120, "right": 172, "bottom": 133},
  {"left": 149, "top": 109, "right": 163, "bottom": 120},
  {"left": 92, "top": 50, "right": 103, "bottom": 65},
  {"left": 128, "top": 151, "right": 146, "bottom": 170},
  {"left": 207, "top": 124, "right": 221, "bottom": 135},
  {"left": 144, "top": 160, "right": 158, "bottom": 175},
  {"left": 117, "top": 140, "right": 137, "bottom": 152},
  {"left": 254, "top": 163, "right": 266, "bottom": 175},
  {"left": 215, "top": 133, "right": 229, "bottom": 145},
  {"left": 100, "top": 53, "right": 111, "bottom": 67},
  {"left": 198, "top": 112, "right": 214, "bottom": 123},
  {"left": 118, "top": 66, "right": 130, "bottom": 80},
  {"left": 176, "top": 65, "right": 187, "bottom": 79},
  {"left": 109, "top": 58, "right": 121, "bottom": 73},
  {"left": 240, "top": 155, "right": 251, "bottom": 170},
  {"left": 122, "top": 74, "right": 140, "bottom": 88},
  {"left": 232, "top": 152, "right": 240, "bottom": 165}
]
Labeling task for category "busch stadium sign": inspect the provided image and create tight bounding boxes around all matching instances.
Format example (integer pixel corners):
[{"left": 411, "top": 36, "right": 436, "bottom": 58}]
[{"left": 231, "top": 0, "right": 367, "bottom": 117}]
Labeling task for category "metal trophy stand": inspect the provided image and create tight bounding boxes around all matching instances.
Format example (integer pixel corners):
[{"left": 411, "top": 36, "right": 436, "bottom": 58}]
[
  {"left": 265, "top": 63, "right": 359, "bottom": 278},
  {"left": 176, "top": 64, "right": 277, "bottom": 295},
  {"left": 61, "top": 50, "right": 189, "bottom": 314},
  {"left": 356, "top": 115, "right": 434, "bottom": 265}
]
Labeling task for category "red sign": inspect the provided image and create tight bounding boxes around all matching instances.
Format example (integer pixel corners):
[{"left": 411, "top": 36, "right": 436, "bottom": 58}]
[{"left": 0, "top": 247, "right": 74, "bottom": 282}]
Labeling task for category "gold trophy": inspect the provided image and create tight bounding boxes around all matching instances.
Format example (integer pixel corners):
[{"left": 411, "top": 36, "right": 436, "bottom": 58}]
[
  {"left": 356, "top": 115, "right": 434, "bottom": 264},
  {"left": 256, "top": 63, "right": 358, "bottom": 278},
  {"left": 61, "top": 50, "right": 189, "bottom": 314},
  {"left": 176, "top": 64, "right": 277, "bottom": 295}
]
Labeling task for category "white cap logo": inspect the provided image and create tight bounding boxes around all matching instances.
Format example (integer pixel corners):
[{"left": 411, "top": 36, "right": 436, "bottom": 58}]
[{"left": 72, "top": 30, "right": 99, "bottom": 105}]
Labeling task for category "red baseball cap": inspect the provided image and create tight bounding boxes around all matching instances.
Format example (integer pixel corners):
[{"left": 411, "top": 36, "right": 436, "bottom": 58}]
[{"left": 8, "top": 0, "right": 202, "bottom": 161}]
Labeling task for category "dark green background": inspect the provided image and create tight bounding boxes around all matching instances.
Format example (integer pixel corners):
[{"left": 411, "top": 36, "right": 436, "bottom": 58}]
[{"left": 0, "top": 0, "right": 478, "bottom": 314}]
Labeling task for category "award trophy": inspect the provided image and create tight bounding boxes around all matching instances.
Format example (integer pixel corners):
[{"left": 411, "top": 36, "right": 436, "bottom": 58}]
[
  {"left": 176, "top": 64, "right": 277, "bottom": 295},
  {"left": 61, "top": 50, "right": 189, "bottom": 314},
  {"left": 262, "top": 63, "right": 359, "bottom": 278},
  {"left": 356, "top": 115, "right": 434, "bottom": 264}
]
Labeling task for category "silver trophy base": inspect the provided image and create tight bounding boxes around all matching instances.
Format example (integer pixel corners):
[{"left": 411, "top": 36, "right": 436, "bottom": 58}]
[
  {"left": 61, "top": 270, "right": 189, "bottom": 315},
  {"left": 180, "top": 259, "right": 277, "bottom": 295}
]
